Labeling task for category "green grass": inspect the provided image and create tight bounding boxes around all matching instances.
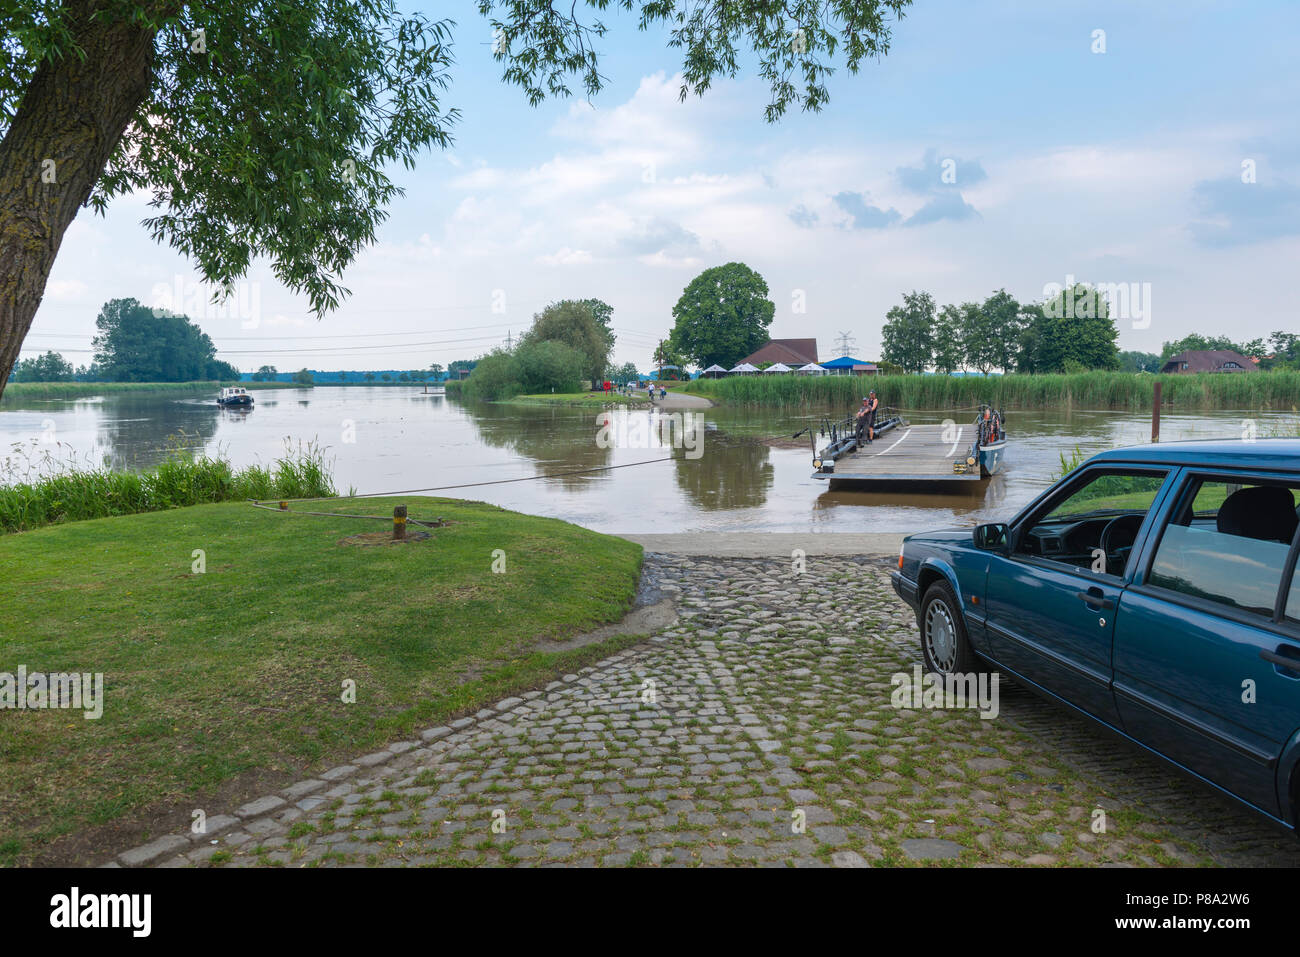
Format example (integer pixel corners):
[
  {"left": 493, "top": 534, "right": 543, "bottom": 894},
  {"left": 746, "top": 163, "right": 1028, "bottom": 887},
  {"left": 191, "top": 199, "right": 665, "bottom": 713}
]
[
  {"left": 681, "top": 371, "right": 1300, "bottom": 410},
  {"left": 501, "top": 392, "right": 646, "bottom": 407},
  {"left": 0, "top": 442, "right": 336, "bottom": 533},
  {"left": 0, "top": 380, "right": 306, "bottom": 402},
  {"left": 0, "top": 497, "right": 643, "bottom": 865}
]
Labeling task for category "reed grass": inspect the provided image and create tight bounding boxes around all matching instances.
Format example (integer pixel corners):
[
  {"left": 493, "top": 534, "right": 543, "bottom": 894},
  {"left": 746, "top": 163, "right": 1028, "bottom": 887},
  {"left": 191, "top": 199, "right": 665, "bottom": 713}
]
[
  {"left": 0, "top": 438, "right": 336, "bottom": 533},
  {"left": 681, "top": 371, "right": 1300, "bottom": 411},
  {"left": 0, "top": 380, "right": 306, "bottom": 402}
]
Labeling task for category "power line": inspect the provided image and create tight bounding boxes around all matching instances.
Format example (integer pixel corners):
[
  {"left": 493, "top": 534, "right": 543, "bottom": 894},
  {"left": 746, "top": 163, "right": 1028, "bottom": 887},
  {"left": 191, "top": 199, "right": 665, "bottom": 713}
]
[
  {"left": 216, "top": 334, "right": 507, "bottom": 355},
  {"left": 25, "top": 321, "right": 520, "bottom": 343}
]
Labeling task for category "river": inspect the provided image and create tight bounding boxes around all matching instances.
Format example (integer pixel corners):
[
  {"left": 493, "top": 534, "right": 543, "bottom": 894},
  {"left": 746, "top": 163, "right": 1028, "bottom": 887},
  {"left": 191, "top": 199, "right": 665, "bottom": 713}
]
[{"left": 0, "top": 386, "right": 1288, "bottom": 534}]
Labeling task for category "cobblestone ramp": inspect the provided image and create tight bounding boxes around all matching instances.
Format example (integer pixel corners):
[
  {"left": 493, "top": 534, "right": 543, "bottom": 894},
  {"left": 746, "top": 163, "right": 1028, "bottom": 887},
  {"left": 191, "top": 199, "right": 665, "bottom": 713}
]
[{"left": 153, "top": 555, "right": 1298, "bottom": 868}]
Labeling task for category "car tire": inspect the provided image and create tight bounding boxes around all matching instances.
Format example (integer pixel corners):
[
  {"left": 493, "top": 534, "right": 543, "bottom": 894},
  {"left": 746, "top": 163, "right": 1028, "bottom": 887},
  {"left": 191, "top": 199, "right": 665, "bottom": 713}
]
[{"left": 919, "top": 580, "right": 980, "bottom": 676}]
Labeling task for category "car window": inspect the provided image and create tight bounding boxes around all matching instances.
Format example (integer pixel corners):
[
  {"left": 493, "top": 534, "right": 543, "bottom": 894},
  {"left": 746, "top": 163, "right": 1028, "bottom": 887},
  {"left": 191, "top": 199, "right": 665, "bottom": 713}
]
[
  {"left": 1044, "top": 473, "right": 1167, "bottom": 521},
  {"left": 1017, "top": 470, "right": 1167, "bottom": 574},
  {"left": 1148, "top": 478, "right": 1300, "bottom": 618}
]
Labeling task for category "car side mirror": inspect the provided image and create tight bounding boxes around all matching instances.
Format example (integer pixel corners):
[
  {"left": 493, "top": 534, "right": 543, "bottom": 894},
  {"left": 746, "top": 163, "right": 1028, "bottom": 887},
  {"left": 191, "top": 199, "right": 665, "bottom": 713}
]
[{"left": 973, "top": 523, "right": 1009, "bottom": 552}]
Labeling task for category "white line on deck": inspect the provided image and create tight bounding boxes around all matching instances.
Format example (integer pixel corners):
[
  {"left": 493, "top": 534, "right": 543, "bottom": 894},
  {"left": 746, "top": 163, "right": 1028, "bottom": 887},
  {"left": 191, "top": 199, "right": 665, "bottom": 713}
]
[
  {"left": 874, "top": 429, "right": 912, "bottom": 456},
  {"left": 946, "top": 426, "right": 963, "bottom": 458}
]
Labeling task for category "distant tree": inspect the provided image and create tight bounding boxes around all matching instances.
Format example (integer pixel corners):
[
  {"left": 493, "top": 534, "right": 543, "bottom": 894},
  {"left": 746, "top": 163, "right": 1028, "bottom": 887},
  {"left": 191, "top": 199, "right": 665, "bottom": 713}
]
[
  {"left": 1160, "top": 333, "right": 1265, "bottom": 362},
  {"left": 1019, "top": 284, "right": 1119, "bottom": 372},
  {"left": 448, "top": 359, "right": 476, "bottom": 377},
  {"left": 519, "top": 300, "right": 611, "bottom": 383},
  {"left": 932, "top": 305, "right": 964, "bottom": 374},
  {"left": 979, "top": 289, "right": 1025, "bottom": 373},
  {"left": 11, "top": 350, "right": 75, "bottom": 382},
  {"left": 515, "top": 339, "right": 586, "bottom": 394},
  {"left": 397, "top": 371, "right": 410, "bottom": 381},
  {"left": 612, "top": 361, "right": 640, "bottom": 385},
  {"left": 669, "top": 262, "right": 775, "bottom": 368},
  {"left": 364, "top": 372, "right": 376, "bottom": 382},
  {"left": 1119, "top": 350, "right": 1162, "bottom": 373},
  {"left": 251, "top": 365, "right": 278, "bottom": 382},
  {"left": 210, "top": 359, "right": 240, "bottom": 381},
  {"left": 92, "top": 298, "right": 234, "bottom": 382},
  {"left": 653, "top": 340, "right": 686, "bottom": 380},
  {"left": 579, "top": 298, "right": 616, "bottom": 352},
  {"left": 428, "top": 362, "right": 444, "bottom": 381},
  {"left": 380, "top": 372, "right": 392, "bottom": 382},
  {"left": 460, "top": 348, "right": 520, "bottom": 401},
  {"left": 292, "top": 368, "right": 314, "bottom": 384},
  {"left": 880, "top": 291, "right": 936, "bottom": 374},
  {"left": 1267, "top": 331, "right": 1300, "bottom": 369}
]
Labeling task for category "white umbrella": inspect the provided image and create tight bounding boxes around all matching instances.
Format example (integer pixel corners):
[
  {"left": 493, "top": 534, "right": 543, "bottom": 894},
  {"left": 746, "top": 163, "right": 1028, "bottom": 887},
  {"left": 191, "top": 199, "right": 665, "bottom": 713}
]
[
  {"left": 701, "top": 364, "right": 727, "bottom": 373},
  {"left": 763, "top": 362, "right": 792, "bottom": 373},
  {"left": 797, "top": 362, "right": 828, "bottom": 375},
  {"left": 729, "top": 362, "right": 759, "bottom": 373}
]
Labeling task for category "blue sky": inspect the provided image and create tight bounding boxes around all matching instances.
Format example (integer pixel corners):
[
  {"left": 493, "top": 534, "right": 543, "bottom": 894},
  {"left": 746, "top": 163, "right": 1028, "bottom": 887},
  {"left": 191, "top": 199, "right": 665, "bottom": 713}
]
[{"left": 25, "top": 0, "right": 1300, "bottom": 371}]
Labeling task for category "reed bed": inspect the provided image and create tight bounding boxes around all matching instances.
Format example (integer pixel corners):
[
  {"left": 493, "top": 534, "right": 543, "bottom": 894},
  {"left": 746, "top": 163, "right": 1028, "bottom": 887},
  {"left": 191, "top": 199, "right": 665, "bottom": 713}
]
[
  {"left": 681, "top": 371, "right": 1300, "bottom": 411},
  {"left": 0, "top": 438, "right": 336, "bottom": 533}
]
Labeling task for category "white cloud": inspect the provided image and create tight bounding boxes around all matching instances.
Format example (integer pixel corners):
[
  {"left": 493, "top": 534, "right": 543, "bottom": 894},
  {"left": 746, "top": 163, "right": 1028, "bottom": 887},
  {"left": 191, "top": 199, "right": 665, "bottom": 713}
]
[
  {"left": 44, "top": 279, "right": 88, "bottom": 300},
  {"left": 537, "top": 247, "right": 594, "bottom": 266}
]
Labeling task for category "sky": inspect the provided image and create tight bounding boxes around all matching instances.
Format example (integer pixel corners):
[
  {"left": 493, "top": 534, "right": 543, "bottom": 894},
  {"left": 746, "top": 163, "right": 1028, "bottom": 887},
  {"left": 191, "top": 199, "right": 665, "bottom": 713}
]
[{"left": 21, "top": 0, "right": 1300, "bottom": 373}]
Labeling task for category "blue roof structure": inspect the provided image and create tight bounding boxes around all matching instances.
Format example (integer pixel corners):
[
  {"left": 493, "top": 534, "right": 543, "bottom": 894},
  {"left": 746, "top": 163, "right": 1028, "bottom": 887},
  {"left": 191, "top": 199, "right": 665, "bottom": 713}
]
[{"left": 820, "top": 356, "right": 873, "bottom": 369}]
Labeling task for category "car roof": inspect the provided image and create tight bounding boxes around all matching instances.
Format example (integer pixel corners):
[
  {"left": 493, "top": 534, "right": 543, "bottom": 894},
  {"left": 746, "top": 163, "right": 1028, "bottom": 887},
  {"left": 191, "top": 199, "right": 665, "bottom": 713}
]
[{"left": 1090, "top": 437, "right": 1300, "bottom": 472}]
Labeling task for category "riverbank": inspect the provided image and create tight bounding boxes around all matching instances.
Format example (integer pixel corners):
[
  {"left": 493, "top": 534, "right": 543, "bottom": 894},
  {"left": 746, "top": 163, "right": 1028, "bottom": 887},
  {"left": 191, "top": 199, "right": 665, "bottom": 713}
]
[
  {"left": 681, "top": 371, "right": 1300, "bottom": 410},
  {"left": 500, "top": 391, "right": 649, "bottom": 408},
  {"left": 0, "top": 497, "right": 643, "bottom": 866},
  {"left": 0, "top": 380, "right": 307, "bottom": 403}
]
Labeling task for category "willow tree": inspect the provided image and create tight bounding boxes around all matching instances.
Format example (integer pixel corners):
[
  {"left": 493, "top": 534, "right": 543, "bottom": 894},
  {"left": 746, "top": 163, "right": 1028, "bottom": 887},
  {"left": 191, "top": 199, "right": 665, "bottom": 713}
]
[{"left": 0, "top": 0, "right": 911, "bottom": 395}]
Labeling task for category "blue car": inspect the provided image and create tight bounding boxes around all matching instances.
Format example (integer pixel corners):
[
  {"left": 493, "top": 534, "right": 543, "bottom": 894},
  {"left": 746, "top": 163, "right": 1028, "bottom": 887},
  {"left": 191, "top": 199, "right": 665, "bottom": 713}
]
[{"left": 891, "top": 439, "right": 1300, "bottom": 830}]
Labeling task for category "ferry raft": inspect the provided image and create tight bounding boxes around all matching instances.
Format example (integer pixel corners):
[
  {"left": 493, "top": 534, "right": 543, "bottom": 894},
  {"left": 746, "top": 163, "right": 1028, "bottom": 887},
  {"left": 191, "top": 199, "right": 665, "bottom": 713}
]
[{"left": 808, "top": 404, "right": 1007, "bottom": 489}]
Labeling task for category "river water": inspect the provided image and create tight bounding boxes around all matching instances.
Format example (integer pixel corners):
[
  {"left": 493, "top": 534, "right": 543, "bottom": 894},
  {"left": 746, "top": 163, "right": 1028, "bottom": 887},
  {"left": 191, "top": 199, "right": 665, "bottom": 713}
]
[{"left": 0, "top": 386, "right": 1288, "bottom": 534}]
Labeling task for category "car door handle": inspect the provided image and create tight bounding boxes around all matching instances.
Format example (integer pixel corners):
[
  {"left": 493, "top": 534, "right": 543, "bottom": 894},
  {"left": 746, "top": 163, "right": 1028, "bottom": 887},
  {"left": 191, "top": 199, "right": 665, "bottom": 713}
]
[
  {"left": 1259, "top": 649, "right": 1300, "bottom": 674},
  {"left": 1075, "top": 590, "right": 1114, "bottom": 610}
]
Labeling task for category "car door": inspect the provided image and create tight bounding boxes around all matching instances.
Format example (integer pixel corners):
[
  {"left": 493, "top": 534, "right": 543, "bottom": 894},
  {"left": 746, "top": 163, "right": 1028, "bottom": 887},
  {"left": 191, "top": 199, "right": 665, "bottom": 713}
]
[
  {"left": 1112, "top": 471, "right": 1300, "bottom": 818},
  {"left": 983, "top": 466, "right": 1173, "bottom": 725}
]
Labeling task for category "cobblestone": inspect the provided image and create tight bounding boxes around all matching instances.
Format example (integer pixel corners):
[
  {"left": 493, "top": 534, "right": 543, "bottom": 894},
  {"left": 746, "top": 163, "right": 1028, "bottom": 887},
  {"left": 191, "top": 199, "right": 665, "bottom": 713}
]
[{"left": 181, "top": 555, "right": 1300, "bottom": 868}]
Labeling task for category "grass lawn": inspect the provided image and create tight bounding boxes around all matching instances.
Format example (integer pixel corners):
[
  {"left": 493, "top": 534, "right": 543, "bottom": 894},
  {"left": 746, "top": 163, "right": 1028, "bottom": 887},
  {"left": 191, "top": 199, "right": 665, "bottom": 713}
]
[
  {"left": 0, "top": 497, "right": 642, "bottom": 865},
  {"left": 500, "top": 392, "right": 647, "bottom": 407}
]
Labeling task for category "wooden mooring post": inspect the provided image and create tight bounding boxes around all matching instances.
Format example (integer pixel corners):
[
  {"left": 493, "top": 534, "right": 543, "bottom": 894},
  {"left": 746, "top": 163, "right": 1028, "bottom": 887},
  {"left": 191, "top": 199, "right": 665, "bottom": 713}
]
[
  {"left": 1151, "top": 381, "right": 1161, "bottom": 443},
  {"left": 393, "top": 504, "right": 407, "bottom": 540}
]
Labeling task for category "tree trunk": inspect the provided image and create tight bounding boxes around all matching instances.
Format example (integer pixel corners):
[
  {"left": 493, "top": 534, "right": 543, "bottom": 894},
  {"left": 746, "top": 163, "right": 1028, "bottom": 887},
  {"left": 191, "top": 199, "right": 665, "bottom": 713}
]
[{"left": 0, "top": 2, "right": 160, "bottom": 398}]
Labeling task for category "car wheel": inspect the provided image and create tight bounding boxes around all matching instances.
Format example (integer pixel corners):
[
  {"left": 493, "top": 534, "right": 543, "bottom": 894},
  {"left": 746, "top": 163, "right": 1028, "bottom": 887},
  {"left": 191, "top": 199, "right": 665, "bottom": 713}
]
[{"left": 920, "top": 580, "right": 978, "bottom": 676}]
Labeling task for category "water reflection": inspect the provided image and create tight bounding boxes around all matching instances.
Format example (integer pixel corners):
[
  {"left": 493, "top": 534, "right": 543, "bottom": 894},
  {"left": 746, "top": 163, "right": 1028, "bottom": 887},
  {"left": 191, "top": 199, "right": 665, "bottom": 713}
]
[
  {"left": 91, "top": 396, "right": 221, "bottom": 470},
  {"left": 674, "top": 435, "right": 772, "bottom": 509},
  {"left": 815, "top": 474, "right": 1006, "bottom": 523},
  {"left": 464, "top": 402, "right": 613, "bottom": 490}
]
